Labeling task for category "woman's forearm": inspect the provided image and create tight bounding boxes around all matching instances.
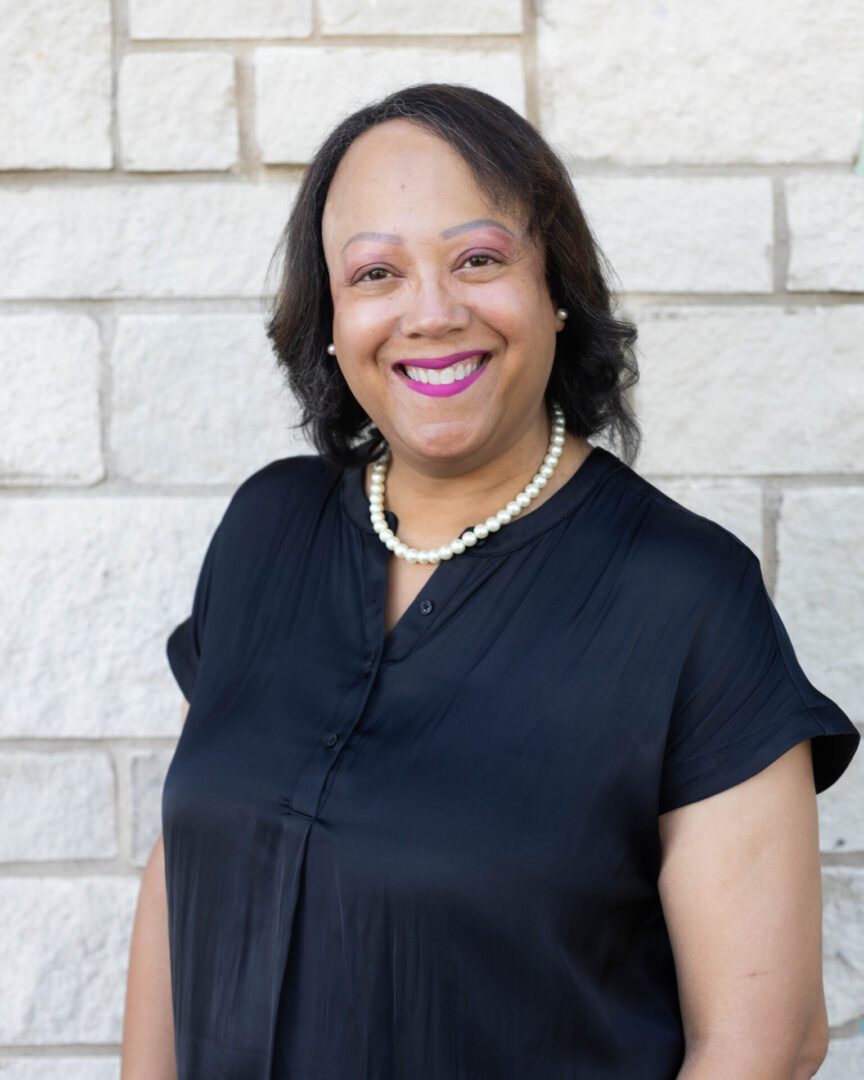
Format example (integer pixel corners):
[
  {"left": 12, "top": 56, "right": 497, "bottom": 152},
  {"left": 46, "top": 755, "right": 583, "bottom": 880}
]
[
  {"left": 676, "top": 1039, "right": 826, "bottom": 1080},
  {"left": 121, "top": 831, "right": 177, "bottom": 1080}
]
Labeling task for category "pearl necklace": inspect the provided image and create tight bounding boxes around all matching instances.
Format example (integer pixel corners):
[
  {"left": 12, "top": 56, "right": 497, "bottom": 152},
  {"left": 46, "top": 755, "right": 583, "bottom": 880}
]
[{"left": 368, "top": 403, "right": 567, "bottom": 564}]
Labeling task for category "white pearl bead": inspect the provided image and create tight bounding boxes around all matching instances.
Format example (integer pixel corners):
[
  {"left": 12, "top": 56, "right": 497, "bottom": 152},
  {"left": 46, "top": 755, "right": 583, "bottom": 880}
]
[
  {"left": 474, "top": 523, "right": 489, "bottom": 539},
  {"left": 385, "top": 536, "right": 398, "bottom": 551},
  {"left": 394, "top": 542, "right": 408, "bottom": 558},
  {"left": 462, "top": 531, "right": 477, "bottom": 547},
  {"left": 543, "top": 453, "right": 557, "bottom": 467},
  {"left": 373, "top": 521, "right": 387, "bottom": 535},
  {"left": 525, "top": 483, "right": 539, "bottom": 498},
  {"left": 438, "top": 545, "right": 454, "bottom": 560},
  {"left": 540, "top": 464, "right": 554, "bottom": 478},
  {"left": 506, "top": 500, "right": 521, "bottom": 516},
  {"left": 450, "top": 538, "right": 466, "bottom": 554},
  {"left": 496, "top": 509, "right": 512, "bottom": 525},
  {"left": 515, "top": 492, "right": 531, "bottom": 508},
  {"left": 485, "top": 516, "right": 501, "bottom": 532},
  {"left": 427, "top": 551, "right": 440, "bottom": 563},
  {"left": 406, "top": 549, "right": 419, "bottom": 564},
  {"left": 552, "top": 433, "right": 565, "bottom": 448}
]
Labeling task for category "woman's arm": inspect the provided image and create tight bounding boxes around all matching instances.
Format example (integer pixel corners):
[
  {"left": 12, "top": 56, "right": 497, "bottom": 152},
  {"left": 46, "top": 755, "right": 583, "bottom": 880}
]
[
  {"left": 658, "top": 739, "right": 829, "bottom": 1080},
  {"left": 121, "top": 698, "right": 189, "bottom": 1080}
]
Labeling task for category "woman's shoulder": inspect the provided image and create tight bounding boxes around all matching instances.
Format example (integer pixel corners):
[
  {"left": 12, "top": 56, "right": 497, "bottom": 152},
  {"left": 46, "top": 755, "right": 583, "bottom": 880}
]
[
  {"left": 600, "top": 452, "right": 760, "bottom": 597},
  {"left": 215, "top": 452, "right": 344, "bottom": 547}
]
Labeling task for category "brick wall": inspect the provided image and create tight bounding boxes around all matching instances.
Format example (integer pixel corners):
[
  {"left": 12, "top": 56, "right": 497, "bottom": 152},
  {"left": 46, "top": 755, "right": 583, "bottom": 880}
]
[{"left": 1, "top": 1, "right": 862, "bottom": 1074}]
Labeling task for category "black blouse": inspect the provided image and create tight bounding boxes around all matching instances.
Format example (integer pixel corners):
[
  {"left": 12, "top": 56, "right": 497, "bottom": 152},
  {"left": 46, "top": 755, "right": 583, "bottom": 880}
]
[{"left": 163, "top": 444, "right": 859, "bottom": 1080}]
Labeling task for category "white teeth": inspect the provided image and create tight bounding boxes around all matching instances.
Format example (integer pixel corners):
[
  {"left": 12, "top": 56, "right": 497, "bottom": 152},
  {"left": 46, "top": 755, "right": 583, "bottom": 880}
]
[{"left": 402, "top": 355, "right": 485, "bottom": 385}]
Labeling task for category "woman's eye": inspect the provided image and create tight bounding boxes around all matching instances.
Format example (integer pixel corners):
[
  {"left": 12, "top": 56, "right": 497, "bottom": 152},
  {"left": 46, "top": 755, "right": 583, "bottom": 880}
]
[
  {"left": 357, "top": 267, "right": 390, "bottom": 282},
  {"left": 461, "top": 254, "right": 498, "bottom": 269}
]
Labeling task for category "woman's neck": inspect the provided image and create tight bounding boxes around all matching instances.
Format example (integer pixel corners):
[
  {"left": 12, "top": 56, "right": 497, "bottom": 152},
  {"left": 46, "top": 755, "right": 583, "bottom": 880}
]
[{"left": 363, "top": 430, "right": 593, "bottom": 553}]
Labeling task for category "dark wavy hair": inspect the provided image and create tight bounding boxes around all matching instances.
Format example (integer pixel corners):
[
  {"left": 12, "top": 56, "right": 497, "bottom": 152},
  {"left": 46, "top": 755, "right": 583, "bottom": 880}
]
[{"left": 266, "top": 83, "right": 641, "bottom": 468}]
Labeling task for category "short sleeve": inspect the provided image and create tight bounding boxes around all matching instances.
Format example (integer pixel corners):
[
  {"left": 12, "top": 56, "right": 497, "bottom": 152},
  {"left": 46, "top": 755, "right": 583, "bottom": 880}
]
[
  {"left": 166, "top": 520, "right": 223, "bottom": 701},
  {"left": 659, "top": 546, "right": 860, "bottom": 813}
]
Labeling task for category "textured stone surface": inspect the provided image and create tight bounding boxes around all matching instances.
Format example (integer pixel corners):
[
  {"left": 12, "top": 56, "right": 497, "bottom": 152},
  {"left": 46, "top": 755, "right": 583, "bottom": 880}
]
[
  {"left": 819, "top": 741, "right": 864, "bottom": 854},
  {"left": 111, "top": 315, "right": 310, "bottom": 483},
  {"left": 129, "top": 0, "right": 312, "bottom": 38},
  {"left": 0, "top": 183, "right": 295, "bottom": 299},
  {"left": 321, "top": 0, "right": 522, "bottom": 34},
  {"left": 0, "top": 878, "right": 139, "bottom": 1044},
  {"left": 815, "top": 1037, "right": 864, "bottom": 1079},
  {"left": 0, "top": 1061, "right": 119, "bottom": 1079},
  {"left": 787, "top": 178, "right": 864, "bottom": 293},
  {"left": 631, "top": 306, "right": 864, "bottom": 475},
  {"left": 0, "top": 0, "right": 112, "bottom": 168},
  {"left": 822, "top": 868, "right": 864, "bottom": 1026},
  {"left": 639, "top": 478, "right": 763, "bottom": 559},
  {"left": 256, "top": 46, "right": 525, "bottom": 163},
  {"left": 0, "top": 316, "right": 103, "bottom": 486},
  {"left": 776, "top": 487, "right": 864, "bottom": 728},
  {"left": 130, "top": 750, "right": 174, "bottom": 865},
  {"left": 576, "top": 177, "right": 772, "bottom": 294},
  {"left": 0, "top": 495, "right": 228, "bottom": 737},
  {"left": 538, "top": 0, "right": 864, "bottom": 164},
  {"left": 0, "top": 752, "right": 115, "bottom": 862},
  {"left": 119, "top": 53, "right": 238, "bottom": 171}
]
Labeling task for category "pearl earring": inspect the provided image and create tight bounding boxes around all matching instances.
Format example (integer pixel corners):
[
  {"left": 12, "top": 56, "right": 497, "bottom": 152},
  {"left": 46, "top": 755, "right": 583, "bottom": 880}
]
[
  {"left": 556, "top": 308, "right": 569, "bottom": 321},
  {"left": 327, "top": 343, "right": 336, "bottom": 356}
]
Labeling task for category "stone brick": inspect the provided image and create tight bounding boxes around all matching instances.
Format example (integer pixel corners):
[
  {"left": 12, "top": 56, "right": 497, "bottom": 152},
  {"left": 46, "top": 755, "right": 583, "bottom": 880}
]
[
  {"left": 0, "top": 495, "right": 228, "bottom": 737},
  {"left": 822, "top": 867, "right": 864, "bottom": 1026},
  {"left": 256, "top": 46, "right": 525, "bottom": 163},
  {"left": 0, "top": 878, "right": 139, "bottom": 1044},
  {"left": 111, "top": 315, "right": 311, "bottom": 483},
  {"left": 0, "top": 752, "right": 115, "bottom": 862},
  {"left": 0, "top": 1061, "right": 119, "bottom": 1079},
  {"left": 0, "top": 316, "right": 103, "bottom": 486},
  {"left": 537, "top": 0, "right": 864, "bottom": 165},
  {"left": 631, "top": 306, "right": 864, "bottom": 475},
  {"left": 787, "top": 178, "right": 864, "bottom": 293},
  {"left": 0, "top": 0, "right": 111, "bottom": 169},
  {"left": 320, "top": 0, "right": 522, "bottom": 34},
  {"left": 776, "top": 487, "right": 864, "bottom": 728},
  {"left": 129, "top": 0, "right": 312, "bottom": 39},
  {"left": 639, "top": 478, "right": 763, "bottom": 559},
  {"left": 130, "top": 749, "right": 174, "bottom": 865},
  {"left": 819, "top": 742, "right": 864, "bottom": 854},
  {"left": 0, "top": 183, "right": 296, "bottom": 299},
  {"left": 119, "top": 52, "right": 238, "bottom": 172},
  {"left": 816, "top": 1037, "right": 864, "bottom": 1079},
  {"left": 576, "top": 177, "right": 772, "bottom": 294}
]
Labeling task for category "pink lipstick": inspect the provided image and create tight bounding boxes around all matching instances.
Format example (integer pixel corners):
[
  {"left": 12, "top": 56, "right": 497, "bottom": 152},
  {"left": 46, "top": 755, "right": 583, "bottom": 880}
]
[{"left": 395, "top": 351, "right": 490, "bottom": 398}]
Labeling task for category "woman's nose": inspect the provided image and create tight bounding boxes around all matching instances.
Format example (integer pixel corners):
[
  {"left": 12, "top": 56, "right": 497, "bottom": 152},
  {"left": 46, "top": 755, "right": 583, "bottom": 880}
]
[{"left": 399, "top": 277, "right": 470, "bottom": 338}]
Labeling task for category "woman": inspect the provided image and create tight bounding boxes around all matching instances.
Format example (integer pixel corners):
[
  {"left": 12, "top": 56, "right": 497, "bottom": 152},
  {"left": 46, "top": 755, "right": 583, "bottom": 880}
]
[{"left": 122, "top": 84, "right": 860, "bottom": 1079}]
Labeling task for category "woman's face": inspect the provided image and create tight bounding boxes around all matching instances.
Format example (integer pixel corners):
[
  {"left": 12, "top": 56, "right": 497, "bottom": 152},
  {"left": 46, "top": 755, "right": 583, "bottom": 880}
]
[{"left": 321, "top": 118, "right": 565, "bottom": 472}]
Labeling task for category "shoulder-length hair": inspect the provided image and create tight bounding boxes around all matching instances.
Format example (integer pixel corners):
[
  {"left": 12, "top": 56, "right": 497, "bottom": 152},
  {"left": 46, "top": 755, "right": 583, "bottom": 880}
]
[{"left": 266, "top": 82, "right": 641, "bottom": 468}]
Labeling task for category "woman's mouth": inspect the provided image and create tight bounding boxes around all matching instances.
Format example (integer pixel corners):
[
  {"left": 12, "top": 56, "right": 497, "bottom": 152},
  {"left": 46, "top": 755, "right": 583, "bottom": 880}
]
[{"left": 395, "top": 353, "right": 490, "bottom": 397}]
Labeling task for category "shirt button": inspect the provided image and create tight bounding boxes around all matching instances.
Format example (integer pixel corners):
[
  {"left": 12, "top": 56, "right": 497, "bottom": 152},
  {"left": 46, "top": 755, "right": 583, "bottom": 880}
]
[
  {"left": 324, "top": 732, "right": 339, "bottom": 748},
  {"left": 418, "top": 599, "right": 434, "bottom": 616}
]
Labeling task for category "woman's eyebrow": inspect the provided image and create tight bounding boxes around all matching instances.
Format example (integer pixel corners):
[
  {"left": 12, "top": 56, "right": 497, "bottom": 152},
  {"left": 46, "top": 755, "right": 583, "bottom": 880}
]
[
  {"left": 341, "top": 219, "right": 515, "bottom": 252},
  {"left": 341, "top": 231, "right": 402, "bottom": 252},
  {"left": 440, "top": 218, "right": 515, "bottom": 239}
]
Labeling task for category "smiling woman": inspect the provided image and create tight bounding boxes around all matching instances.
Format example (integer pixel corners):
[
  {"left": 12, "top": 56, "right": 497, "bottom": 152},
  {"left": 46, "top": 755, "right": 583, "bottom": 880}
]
[{"left": 141, "top": 84, "right": 860, "bottom": 1080}]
